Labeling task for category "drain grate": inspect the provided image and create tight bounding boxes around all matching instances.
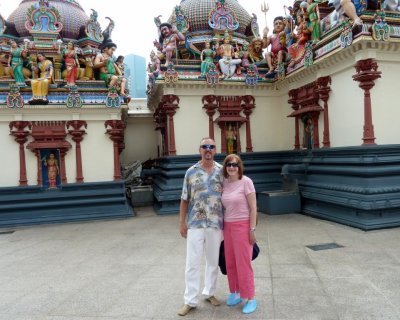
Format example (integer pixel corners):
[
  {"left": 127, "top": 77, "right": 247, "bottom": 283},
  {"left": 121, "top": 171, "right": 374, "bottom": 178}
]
[
  {"left": 306, "top": 242, "right": 344, "bottom": 251},
  {"left": 0, "top": 231, "right": 15, "bottom": 236}
]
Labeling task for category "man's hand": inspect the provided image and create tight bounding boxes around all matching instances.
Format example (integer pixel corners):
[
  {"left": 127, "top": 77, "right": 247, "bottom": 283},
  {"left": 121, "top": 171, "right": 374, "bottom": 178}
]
[{"left": 179, "top": 222, "right": 188, "bottom": 238}]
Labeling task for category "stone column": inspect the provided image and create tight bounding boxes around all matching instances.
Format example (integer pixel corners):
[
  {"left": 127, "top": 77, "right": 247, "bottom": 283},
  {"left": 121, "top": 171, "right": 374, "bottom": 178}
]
[
  {"left": 316, "top": 76, "right": 332, "bottom": 148},
  {"left": 352, "top": 59, "right": 381, "bottom": 145},
  {"left": 9, "top": 121, "right": 31, "bottom": 186},
  {"left": 241, "top": 95, "right": 255, "bottom": 152},
  {"left": 105, "top": 120, "right": 125, "bottom": 180},
  {"left": 67, "top": 120, "right": 87, "bottom": 183},
  {"left": 202, "top": 95, "right": 218, "bottom": 140}
]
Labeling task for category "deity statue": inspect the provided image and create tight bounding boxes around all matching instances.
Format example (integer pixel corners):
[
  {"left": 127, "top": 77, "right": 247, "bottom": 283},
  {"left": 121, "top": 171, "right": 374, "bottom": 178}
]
[
  {"left": 226, "top": 123, "right": 237, "bottom": 154},
  {"left": 60, "top": 41, "right": 80, "bottom": 87},
  {"left": 115, "top": 55, "right": 125, "bottom": 76},
  {"left": 94, "top": 42, "right": 128, "bottom": 98},
  {"left": 303, "top": 117, "right": 314, "bottom": 149},
  {"left": 216, "top": 31, "right": 242, "bottom": 79},
  {"left": 153, "top": 23, "right": 185, "bottom": 66},
  {"left": 247, "top": 38, "right": 264, "bottom": 63},
  {"left": 29, "top": 53, "right": 54, "bottom": 104},
  {"left": 42, "top": 152, "right": 59, "bottom": 188},
  {"left": 262, "top": 16, "right": 288, "bottom": 76},
  {"left": 306, "top": 0, "right": 321, "bottom": 42},
  {"left": 288, "top": 13, "right": 311, "bottom": 68},
  {"left": 199, "top": 41, "right": 216, "bottom": 78},
  {"left": 8, "top": 40, "right": 27, "bottom": 87}
]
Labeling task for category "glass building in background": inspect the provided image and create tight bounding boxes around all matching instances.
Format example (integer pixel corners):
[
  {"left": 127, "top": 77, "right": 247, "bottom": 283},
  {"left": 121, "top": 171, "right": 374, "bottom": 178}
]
[{"left": 124, "top": 54, "right": 146, "bottom": 98}]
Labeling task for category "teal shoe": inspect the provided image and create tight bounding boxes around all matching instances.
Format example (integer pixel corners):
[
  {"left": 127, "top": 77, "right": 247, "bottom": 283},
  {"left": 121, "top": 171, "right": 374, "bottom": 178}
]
[
  {"left": 242, "top": 299, "right": 257, "bottom": 314},
  {"left": 226, "top": 293, "right": 242, "bottom": 306}
]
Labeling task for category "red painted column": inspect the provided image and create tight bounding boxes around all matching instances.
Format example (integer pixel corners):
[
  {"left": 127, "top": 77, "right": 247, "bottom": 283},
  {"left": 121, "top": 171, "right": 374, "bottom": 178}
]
[
  {"left": 312, "top": 114, "right": 320, "bottom": 149},
  {"left": 59, "top": 149, "right": 68, "bottom": 184},
  {"left": 219, "top": 123, "right": 227, "bottom": 154},
  {"left": 352, "top": 59, "right": 381, "bottom": 145},
  {"left": 105, "top": 120, "right": 125, "bottom": 180},
  {"left": 288, "top": 89, "right": 300, "bottom": 150},
  {"left": 162, "top": 95, "right": 180, "bottom": 156},
  {"left": 294, "top": 116, "right": 300, "bottom": 150},
  {"left": 316, "top": 76, "right": 332, "bottom": 148},
  {"left": 241, "top": 95, "right": 255, "bottom": 152},
  {"left": 9, "top": 121, "right": 32, "bottom": 186},
  {"left": 67, "top": 120, "right": 87, "bottom": 183},
  {"left": 202, "top": 95, "right": 218, "bottom": 140}
]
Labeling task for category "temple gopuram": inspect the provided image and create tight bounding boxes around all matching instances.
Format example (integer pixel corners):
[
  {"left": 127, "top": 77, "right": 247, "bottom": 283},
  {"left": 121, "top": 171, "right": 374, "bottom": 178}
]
[
  {"left": 148, "top": 0, "right": 400, "bottom": 230},
  {"left": 0, "top": 0, "right": 132, "bottom": 226}
]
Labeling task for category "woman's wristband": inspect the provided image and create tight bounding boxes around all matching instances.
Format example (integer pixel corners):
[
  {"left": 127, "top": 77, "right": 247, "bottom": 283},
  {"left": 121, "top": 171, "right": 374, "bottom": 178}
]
[{"left": 250, "top": 227, "right": 256, "bottom": 232}]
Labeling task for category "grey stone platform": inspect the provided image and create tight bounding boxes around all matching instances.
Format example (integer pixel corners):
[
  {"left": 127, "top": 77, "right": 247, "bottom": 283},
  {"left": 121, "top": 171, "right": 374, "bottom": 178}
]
[{"left": 0, "top": 208, "right": 399, "bottom": 320}]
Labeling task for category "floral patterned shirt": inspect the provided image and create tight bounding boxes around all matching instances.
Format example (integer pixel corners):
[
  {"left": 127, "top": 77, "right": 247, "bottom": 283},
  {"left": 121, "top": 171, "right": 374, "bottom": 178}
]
[{"left": 181, "top": 161, "right": 223, "bottom": 230}]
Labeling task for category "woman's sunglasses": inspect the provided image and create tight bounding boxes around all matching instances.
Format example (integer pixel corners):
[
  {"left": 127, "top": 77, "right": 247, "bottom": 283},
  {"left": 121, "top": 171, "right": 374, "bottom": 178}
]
[{"left": 226, "top": 162, "right": 239, "bottom": 168}]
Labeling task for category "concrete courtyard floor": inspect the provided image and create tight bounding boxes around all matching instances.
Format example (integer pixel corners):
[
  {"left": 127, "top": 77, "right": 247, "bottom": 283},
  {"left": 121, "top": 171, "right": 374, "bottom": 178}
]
[{"left": 0, "top": 207, "right": 400, "bottom": 320}]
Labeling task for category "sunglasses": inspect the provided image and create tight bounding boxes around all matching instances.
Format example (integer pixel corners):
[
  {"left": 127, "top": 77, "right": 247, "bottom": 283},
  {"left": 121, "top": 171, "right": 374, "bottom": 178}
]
[
  {"left": 226, "top": 162, "right": 239, "bottom": 168},
  {"left": 200, "top": 144, "right": 216, "bottom": 150}
]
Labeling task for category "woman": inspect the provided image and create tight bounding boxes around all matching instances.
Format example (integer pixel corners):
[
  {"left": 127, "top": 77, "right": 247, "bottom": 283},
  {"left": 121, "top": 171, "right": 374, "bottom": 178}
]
[
  {"left": 198, "top": 41, "right": 215, "bottom": 78},
  {"left": 221, "top": 154, "right": 257, "bottom": 314},
  {"left": 8, "top": 40, "right": 27, "bottom": 87},
  {"left": 62, "top": 41, "right": 80, "bottom": 86}
]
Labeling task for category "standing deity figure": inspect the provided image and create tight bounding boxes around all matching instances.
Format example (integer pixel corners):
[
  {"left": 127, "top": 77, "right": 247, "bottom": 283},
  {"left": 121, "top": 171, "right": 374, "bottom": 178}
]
[
  {"left": 43, "top": 152, "right": 59, "bottom": 188},
  {"left": 8, "top": 40, "right": 27, "bottom": 87},
  {"left": 60, "top": 41, "right": 80, "bottom": 87},
  {"left": 288, "top": 13, "right": 311, "bottom": 68},
  {"left": 30, "top": 53, "right": 54, "bottom": 104},
  {"left": 216, "top": 31, "right": 242, "bottom": 79},
  {"left": 306, "top": 0, "right": 321, "bottom": 42},
  {"left": 226, "top": 123, "right": 237, "bottom": 154},
  {"left": 153, "top": 23, "right": 185, "bottom": 66},
  {"left": 94, "top": 42, "right": 128, "bottom": 98},
  {"left": 115, "top": 55, "right": 125, "bottom": 76},
  {"left": 262, "top": 16, "right": 288, "bottom": 76},
  {"left": 199, "top": 41, "right": 216, "bottom": 78}
]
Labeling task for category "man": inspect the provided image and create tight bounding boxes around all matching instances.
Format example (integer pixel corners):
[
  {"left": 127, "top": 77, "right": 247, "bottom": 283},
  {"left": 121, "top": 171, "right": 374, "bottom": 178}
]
[
  {"left": 93, "top": 42, "right": 128, "bottom": 98},
  {"left": 178, "top": 138, "right": 224, "bottom": 316},
  {"left": 153, "top": 22, "right": 185, "bottom": 66}
]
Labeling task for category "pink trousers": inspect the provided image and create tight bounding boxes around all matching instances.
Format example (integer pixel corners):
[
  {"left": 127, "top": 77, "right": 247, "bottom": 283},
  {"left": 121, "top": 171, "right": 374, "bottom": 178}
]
[{"left": 223, "top": 220, "right": 255, "bottom": 299}]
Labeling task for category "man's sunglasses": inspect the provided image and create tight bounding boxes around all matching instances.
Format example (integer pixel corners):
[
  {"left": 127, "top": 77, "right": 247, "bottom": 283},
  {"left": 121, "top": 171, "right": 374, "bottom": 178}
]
[
  {"left": 200, "top": 144, "right": 216, "bottom": 150},
  {"left": 226, "top": 162, "right": 239, "bottom": 168}
]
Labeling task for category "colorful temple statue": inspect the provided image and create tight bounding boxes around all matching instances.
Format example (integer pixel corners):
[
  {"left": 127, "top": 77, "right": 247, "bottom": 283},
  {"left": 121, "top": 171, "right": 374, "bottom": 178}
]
[
  {"left": 288, "top": 12, "right": 311, "bottom": 68},
  {"left": 42, "top": 152, "right": 60, "bottom": 189},
  {"left": 153, "top": 23, "right": 185, "bottom": 67},
  {"left": 263, "top": 16, "right": 288, "bottom": 77},
  {"left": 329, "top": 0, "right": 363, "bottom": 25},
  {"left": 8, "top": 40, "right": 27, "bottom": 87},
  {"left": 216, "top": 31, "right": 242, "bottom": 79},
  {"left": 60, "top": 41, "right": 80, "bottom": 87},
  {"left": 199, "top": 41, "right": 216, "bottom": 78},
  {"left": 94, "top": 42, "right": 128, "bottom": 98},
  {"left": 306, "top": 0, "right": 321, "bottom": 42},
  {"left": 30, "top": 53, "right": 54, "bottom": 104}
]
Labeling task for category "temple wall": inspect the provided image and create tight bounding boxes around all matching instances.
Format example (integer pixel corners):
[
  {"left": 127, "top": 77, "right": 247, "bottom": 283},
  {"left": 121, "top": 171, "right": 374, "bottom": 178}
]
[
  {"left": 122, "top": 117, "right": 158, "bottom": 163},
  {"left": 80, "top": 120, "right": 114, "bottom": 182},
  {"left": 0, "top": 122, "right": 20, "bottom": 187}
]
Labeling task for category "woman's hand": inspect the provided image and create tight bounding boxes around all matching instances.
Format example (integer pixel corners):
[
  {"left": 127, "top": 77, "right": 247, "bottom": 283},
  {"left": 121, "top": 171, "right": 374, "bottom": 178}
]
[{"left": 250, "top": 230, "right": 257, "bottom": 245}]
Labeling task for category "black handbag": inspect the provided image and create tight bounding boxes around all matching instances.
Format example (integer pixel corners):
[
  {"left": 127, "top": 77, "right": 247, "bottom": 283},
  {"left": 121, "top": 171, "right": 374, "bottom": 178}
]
[{"left": 218, "top": 240, "right": 260, "bottom": 275}]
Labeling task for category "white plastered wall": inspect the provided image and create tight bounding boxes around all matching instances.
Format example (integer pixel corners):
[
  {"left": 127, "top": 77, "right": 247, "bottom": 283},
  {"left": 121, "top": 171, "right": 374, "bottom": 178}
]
[{"left": 121, "top": 117, "right": 158, "bottom": 163}]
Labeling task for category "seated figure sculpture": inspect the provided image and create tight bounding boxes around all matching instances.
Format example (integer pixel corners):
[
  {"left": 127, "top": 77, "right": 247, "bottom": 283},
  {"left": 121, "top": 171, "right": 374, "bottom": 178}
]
[
  {"left": 94, "top": 42, "right": 128, "bottom": 98},
  {"left": 199, "top": 41, "right": 216, "bottom": 78},
  {"left": 216, "top": 31, "right": 242, "bottom": 79},
  {"left": 262, "top": 16, "right": 288, "bottom": 77},
  {"left": 29, "top": 53, "right": 54, "bottom": 104},
  {"left": 153, "top": 23, "right": 185, "bottom": 67}
]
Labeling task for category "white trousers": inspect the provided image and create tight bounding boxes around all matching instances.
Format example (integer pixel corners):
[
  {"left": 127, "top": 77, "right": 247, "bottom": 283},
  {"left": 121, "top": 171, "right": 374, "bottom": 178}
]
[{"left": 184, "top": 227, "right": 223, "bottom": 306}]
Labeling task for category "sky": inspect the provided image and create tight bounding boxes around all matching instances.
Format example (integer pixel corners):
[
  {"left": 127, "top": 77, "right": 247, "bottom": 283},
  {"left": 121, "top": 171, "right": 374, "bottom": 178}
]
[{"left": 0, "top": 0, "right": 292, "bottom": 60}]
